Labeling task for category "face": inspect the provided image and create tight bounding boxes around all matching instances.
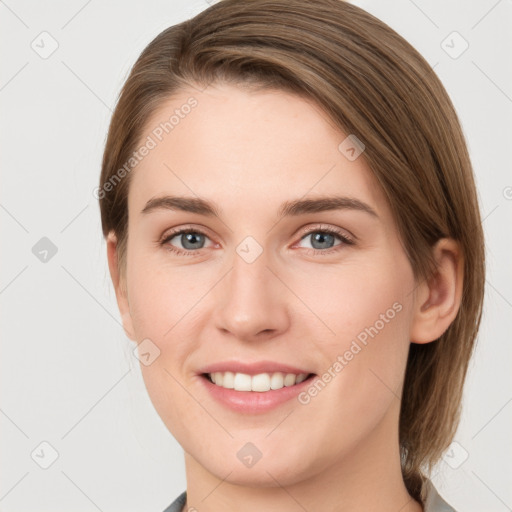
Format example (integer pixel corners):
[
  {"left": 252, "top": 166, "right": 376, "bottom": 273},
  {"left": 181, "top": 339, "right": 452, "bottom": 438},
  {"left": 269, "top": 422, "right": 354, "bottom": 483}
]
[{"left": 114, "top": 83, "right": 420, "bottom": 486}]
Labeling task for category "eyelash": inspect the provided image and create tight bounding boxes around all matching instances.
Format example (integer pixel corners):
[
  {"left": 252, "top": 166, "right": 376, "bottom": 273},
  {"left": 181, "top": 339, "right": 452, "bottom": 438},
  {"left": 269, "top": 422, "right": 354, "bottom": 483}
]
[{"left": 159, "top": 225, "right": 355, "bottom": 257}]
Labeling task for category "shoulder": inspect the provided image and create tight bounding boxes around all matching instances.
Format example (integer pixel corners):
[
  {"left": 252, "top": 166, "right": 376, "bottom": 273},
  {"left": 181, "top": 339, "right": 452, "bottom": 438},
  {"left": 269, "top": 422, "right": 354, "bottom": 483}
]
[
  {"left": 423, "top": 478, "right": 458, "bottom": 512},
  {"left": 162, "top": 490, "right": 187, "bottom": 512},
  {"left": 163, "top": 484, "right": 458, "bottom": 512}
]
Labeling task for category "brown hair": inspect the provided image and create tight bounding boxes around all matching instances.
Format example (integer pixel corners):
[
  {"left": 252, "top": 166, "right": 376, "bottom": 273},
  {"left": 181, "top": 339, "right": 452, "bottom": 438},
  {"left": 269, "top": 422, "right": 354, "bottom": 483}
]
[{"left": 98, "top": 0, "right": 485, "bottom": 503}]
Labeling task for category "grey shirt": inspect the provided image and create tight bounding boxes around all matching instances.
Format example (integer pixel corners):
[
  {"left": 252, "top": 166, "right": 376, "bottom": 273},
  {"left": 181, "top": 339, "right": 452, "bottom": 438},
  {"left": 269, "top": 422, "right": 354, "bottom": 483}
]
[{"left": 162, "top": 478, "right": 456, "bottom": 511}]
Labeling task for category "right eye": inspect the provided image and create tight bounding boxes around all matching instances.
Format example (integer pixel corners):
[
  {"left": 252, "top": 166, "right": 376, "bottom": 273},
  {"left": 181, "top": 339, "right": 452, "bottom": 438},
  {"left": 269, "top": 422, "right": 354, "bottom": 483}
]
[{"left": 160, "top": 228, "right": 214, "bottom": 255}]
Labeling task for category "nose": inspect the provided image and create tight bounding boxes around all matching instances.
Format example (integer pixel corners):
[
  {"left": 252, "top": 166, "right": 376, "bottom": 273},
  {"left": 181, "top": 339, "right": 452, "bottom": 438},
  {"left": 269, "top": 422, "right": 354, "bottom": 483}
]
[{"left": 212, "top": 246, "right": 291, "bottom": 342}]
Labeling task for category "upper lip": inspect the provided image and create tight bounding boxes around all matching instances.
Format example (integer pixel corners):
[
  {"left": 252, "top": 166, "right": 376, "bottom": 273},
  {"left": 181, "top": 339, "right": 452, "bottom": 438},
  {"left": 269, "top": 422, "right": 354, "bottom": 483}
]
[{"left": 198, "top": 360, "right": 314, "bottom": 376}]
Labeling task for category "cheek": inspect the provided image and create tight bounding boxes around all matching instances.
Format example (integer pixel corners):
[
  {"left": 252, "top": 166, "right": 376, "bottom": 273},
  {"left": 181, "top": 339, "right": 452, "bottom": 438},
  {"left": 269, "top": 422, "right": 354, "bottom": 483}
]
[
  {"left": 288, "top": 262, "right": 413, "bottom": 455},
  {"left": 126, "top": 248, "right": 201, "bottom": 339},
  {"left": 125, "top": 252, "right": 204, "bottom": 445},
  {"left": 125, "top": 249, "right": 210, "bottom": 392},
  {"left": 290, "top": 254, "right": 412, "bottom": 345},
  {"left": 289, "top": 254, "right": 414, "bottom": 401}
]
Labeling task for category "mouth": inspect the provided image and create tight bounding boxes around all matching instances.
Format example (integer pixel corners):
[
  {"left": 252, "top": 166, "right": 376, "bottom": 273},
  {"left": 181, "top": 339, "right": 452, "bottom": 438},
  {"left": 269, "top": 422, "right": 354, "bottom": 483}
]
[{"left": 201, "top": 371, "right": 316, "bottom": 392}]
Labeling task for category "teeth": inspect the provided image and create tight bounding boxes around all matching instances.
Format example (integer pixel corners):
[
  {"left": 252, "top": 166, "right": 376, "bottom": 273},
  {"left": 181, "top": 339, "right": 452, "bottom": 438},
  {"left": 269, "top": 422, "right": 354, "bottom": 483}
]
[{"left": 208, "top": 371, "right": 310, "bottom": 392}]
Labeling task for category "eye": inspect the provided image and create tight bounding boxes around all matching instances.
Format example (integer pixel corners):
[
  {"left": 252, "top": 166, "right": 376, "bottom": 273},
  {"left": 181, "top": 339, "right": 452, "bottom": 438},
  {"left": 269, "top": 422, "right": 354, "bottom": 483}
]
[
  {"left": 160, "top": 227, "right": 214, "bottom": 255},
  {"left": 296, "top": 226, "right": 355, "bottom": 254},
  {"left": 159, "top": 224, "right": 355, "bottom": 257}
]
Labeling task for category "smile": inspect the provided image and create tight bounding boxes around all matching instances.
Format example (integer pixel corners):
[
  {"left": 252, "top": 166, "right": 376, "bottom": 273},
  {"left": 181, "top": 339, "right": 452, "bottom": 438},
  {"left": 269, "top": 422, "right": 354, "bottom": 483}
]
[
  {"left": 205, "top": 371, "right": 312, "bottom": 392},
  {"left": 199, "top": 371, "right": 317, "bottom": 413}
]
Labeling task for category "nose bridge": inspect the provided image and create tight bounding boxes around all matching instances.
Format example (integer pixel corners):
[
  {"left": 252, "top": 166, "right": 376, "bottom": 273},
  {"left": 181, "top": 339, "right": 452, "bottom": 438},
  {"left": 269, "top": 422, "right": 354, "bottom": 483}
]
[{"left": 213, "top": 238, "right": 289, "bottom": 339}]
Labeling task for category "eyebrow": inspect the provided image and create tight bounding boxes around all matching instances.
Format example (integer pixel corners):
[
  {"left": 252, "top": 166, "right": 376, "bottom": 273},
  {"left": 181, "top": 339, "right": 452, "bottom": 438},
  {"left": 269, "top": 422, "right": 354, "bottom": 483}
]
[{"left": 140, "top": 195, "right": 379, "bottom": 219}]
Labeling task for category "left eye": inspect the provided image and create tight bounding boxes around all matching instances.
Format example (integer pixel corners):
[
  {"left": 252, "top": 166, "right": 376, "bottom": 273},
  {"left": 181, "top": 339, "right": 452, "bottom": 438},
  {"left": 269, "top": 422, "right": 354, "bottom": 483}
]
[{"left": 297, "top": 230, "right": 351, "bottom": 251}]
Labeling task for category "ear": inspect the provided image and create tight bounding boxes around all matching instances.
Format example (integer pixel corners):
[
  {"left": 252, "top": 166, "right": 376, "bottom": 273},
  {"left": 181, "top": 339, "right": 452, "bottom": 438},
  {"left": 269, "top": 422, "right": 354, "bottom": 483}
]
[
  {"left": 409, "top": 238, "right": 464, "bottom": 344},
  {"left": 106, "top": 231, "right": 136, "bottom": 341}
]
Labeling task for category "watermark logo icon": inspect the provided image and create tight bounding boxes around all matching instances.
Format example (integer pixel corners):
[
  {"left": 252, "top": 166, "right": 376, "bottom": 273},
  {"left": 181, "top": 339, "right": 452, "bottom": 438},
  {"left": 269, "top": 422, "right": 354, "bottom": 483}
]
[
  {"left": 338, "top": 134, "right": 365, "bottom": 161},
  {"left": 236, "top": 236, "right": 264, "bottom": 264},
  {"left": 32, "top": 237, "right": 58, "bottom": 263},
  {"left": 441, "top": 31, "right": 469, "bottom": 59},
  {"left": 237, "top": 442, "right": 263, "bottom": 468},
  {"left": 31, "top": 441, "right": 59, "bottom": 469},
  {"left": 133, "top": 338, "right": 161, "bottom": 366},
  {"left": 442, "top": 441, "right": 469, "bottom": 469},
  {"left": 31, "top": 31, "right": 59, "bottom": 59}
]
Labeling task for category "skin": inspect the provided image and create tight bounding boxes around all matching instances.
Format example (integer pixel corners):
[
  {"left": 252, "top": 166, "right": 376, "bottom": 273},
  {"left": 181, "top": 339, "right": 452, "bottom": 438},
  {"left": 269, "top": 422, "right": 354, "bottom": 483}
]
[{"left": 107, "top": 83, "right": 463, "bottom": 512}]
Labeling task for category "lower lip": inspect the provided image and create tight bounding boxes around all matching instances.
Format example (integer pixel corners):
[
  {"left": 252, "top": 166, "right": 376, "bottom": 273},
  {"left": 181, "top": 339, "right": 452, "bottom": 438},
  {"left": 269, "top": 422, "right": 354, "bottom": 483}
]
[{"left": 199, "top": 374, "right": 316, "bottom": 413}]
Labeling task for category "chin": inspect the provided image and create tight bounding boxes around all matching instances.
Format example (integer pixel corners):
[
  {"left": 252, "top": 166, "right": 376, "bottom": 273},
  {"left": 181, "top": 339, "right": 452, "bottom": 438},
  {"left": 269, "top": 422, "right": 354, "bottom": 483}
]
[{"left": 196, "top": 441, "right": 318, "bottom": 488}]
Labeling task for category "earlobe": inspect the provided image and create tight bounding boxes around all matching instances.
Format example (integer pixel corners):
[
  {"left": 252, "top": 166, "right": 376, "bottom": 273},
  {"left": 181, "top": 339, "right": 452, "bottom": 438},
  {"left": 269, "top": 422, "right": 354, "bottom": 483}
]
[
  {"left": 106, "top": 232, "right": 136, "bottom": 341},
  {"left": 409, "top": 238, "right": 464, "bottom": 344}
]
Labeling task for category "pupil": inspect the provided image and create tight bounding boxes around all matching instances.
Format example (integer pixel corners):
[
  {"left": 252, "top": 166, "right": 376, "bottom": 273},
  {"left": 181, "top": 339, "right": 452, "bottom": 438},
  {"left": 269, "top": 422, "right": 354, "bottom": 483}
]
[
  {"left": 312, "top": 232, "right": 334, "bottom": 250},
  {"left": 182, "top": 232, "right": 204, "bottom": 250}
]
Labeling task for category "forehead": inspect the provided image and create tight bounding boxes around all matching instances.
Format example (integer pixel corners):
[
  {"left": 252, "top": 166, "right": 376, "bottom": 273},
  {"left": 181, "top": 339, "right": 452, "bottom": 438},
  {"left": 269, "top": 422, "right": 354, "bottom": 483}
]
[{"left": 128, "top": 84, "right": 387, "bottom": 220}]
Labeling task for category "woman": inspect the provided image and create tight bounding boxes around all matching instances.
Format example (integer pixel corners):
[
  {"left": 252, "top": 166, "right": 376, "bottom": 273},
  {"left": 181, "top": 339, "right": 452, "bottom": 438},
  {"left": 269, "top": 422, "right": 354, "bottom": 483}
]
[{"left": 98, "top": 1, "right": 485, "bottom": 510}]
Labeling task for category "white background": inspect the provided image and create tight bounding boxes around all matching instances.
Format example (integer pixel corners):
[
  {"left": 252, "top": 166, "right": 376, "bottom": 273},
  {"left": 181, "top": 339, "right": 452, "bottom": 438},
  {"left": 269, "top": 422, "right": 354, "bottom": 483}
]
[{"left": 1, "top": 0, "right": 511, "bottom": 510}]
